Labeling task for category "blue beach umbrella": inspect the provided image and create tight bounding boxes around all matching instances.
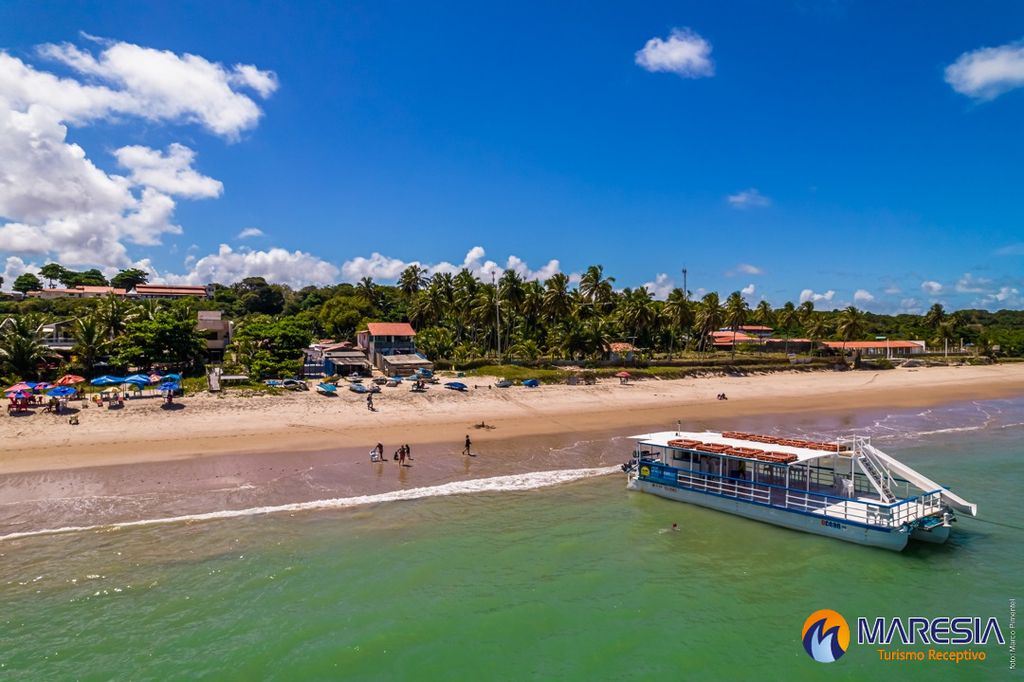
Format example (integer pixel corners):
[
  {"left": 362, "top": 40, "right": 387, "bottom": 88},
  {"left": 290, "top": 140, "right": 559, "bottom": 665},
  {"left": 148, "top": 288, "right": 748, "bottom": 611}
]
[
  {"left": 158, "top": 382, "right": 181, "bottom": 392},
  {"left": 160, "top": 373, "right": 182, "bottom": 381},
  {"left": 122, "top": 374, "right": 151, "bottom": 386},
  {"left": 91, "top": 375, "right": 126, "bottom": 386},
  {"left": 47, "top": 386, "right": 77, "bottom": 397}
]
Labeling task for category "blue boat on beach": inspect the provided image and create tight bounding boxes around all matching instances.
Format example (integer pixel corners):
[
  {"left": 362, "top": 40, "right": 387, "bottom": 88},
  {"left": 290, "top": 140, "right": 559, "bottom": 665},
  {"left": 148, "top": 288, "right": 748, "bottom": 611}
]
[{"left": 626, "top": 429, "right": 976, "bottom": 551}]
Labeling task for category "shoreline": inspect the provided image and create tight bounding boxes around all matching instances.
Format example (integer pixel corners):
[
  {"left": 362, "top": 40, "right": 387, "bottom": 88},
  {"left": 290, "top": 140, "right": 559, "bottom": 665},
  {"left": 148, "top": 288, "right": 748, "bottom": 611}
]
[{"left": 3, "top": 364, "right": 1024, "bottom": 477}]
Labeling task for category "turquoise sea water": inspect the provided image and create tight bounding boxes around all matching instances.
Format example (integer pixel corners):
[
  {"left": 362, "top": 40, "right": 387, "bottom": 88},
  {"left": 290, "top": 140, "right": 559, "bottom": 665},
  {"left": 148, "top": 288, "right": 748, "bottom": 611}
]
[{"left": 2, "top": 398, "right": 1022, "bottom": 680}]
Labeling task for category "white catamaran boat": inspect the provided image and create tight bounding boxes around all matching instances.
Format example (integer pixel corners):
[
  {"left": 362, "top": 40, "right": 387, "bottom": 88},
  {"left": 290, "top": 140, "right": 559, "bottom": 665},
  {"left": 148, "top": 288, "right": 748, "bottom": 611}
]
[{"left": 625, "top": 430, "right": 976, "bottom": 551}]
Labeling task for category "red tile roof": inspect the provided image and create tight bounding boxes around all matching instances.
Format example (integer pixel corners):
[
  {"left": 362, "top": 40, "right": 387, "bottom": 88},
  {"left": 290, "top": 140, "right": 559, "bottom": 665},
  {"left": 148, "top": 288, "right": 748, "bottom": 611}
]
[
  {"left": 608, "top": 342, "right": 635, "bottom": 352},
  {"left": 822, "top": 341, "right": 923, "bottom": 349},
  {"left": 365, "top": 322, "right": 416, "bottom": 337}
]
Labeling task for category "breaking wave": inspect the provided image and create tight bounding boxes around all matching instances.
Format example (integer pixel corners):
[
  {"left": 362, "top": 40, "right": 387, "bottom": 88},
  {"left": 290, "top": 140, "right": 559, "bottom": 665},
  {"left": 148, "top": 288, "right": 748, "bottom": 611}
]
[{"left": 0, "top": 466, "right": 620, "bottom": 542}]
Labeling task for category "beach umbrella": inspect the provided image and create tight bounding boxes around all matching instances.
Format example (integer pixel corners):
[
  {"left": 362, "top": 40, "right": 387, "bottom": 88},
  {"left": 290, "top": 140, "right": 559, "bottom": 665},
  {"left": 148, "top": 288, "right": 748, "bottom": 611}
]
[
  {"left": 148, "top": 373, "right": 162, "bottom": 383},
  {"left": 161, "top": 373, "right": 182, "bottom": 381},
  {"left": 32, "top": 382, "right": 53, "bottom": 391},
  {"left": 123, "top": 374, "right": 151, "bottom": 385},
  {"left": 91, "top": 375, "right": 126, "bottom": 386},
  {"left": 54, "top": 374, "right": 86, "bottom": 385},
  {"left": 47, "top": 386, "right": 77, "bottom": 397},
  {"left": 11, "top": 390, "right": 32, "bottom": 399},
  {"left": 158, "top": 381, "right": 181, "bottom": 392},
  {"left": 5, "top": 382, "right": 33, "bottom": 394},
  {"left": 614, "top": 371, "right": 631, "bottom": 378}
]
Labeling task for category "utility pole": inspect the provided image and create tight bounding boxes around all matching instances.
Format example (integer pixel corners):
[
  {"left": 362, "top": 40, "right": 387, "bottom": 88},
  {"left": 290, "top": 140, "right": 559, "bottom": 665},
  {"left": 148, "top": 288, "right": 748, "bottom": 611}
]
[
  {"left": 682, "top": 267, "right": 688, "bottom": 301},
  {"left": 493, "top": 271, "right": 501, "bottom": 363}
]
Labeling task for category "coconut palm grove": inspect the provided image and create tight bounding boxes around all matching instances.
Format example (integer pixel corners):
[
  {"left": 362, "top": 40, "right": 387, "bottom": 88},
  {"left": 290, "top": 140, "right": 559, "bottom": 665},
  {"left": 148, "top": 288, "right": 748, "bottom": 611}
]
[{"left": 2, "top": 262, "right": 1023, "bottom": 384}]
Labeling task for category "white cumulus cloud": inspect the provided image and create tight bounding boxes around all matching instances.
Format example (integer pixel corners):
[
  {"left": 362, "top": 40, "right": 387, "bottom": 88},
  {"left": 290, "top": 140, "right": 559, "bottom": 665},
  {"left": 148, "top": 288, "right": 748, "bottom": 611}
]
[
  {"left": 340, "top": 246, "right": 565, "bottom": 284},
  {"left": 236, "top": 227, "right": 264, "bottom": 239},
  {"left": 741, "top": 283, "right": 756, "bottom": 296},
  {"left": 853, "top": 289, "right": 875, "bottom": 303},
  {"left": 921, "top": 280, "right": 943, "bottom": 295},
  {"left": 727, "top": 188, "right": 771, "bottom": 209},
  {"left": 643, "top": 273, "right": 674, "bottom": 299},
  {"left": 945, "top": 40, "right": 1024, "bottom": 100},
  {"left": 635, "top": 28, "right": 714, "bottom": 78},
  {"left": 799, "top": 288, "right": 835, "bottom": 304},
  {"left": 955, "top": 272, "right": 990, "bottom": 293},
  {"left": 0, "top": 37, "right": 274, "bottom": 270},
  {"left": 32, "top": 38, "right": 277, "bottom": 138},
  {"left": 114, "top": 143, "right": 223, "bottom": 198},
  {"left": 159, "top": 244, "right": 338, "bottom": 289},
  {"left": 735, "top": 263, "right": 763, "bottom": 275}
]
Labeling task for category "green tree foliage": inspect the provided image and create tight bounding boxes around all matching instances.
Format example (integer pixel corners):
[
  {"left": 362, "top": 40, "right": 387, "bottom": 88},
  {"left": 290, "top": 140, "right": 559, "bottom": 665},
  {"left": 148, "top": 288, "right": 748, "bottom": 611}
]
[
  {"left": 229, "top": 315, "right": 313, "bottom": 378},
  {"left": 234, "top": 277, "right": 286, "bottom": 315},
  {"left": 0, "top": 315, "right": 56, "bottom": 378},
  {"left": 318, "top": 295, "right": 373, "bottom": 340},
  {"left": 110, "top": 268, "right": 150, "bottom": 290},
  {"left": 39, "top": 263, "right": 67, "bottom": 288},
  {"left": 114, "top": 310, "right": 206, "bottom": 370},
  {"left": 57, "top": 268, "right": 109, "bottom": 288},
  {"left": 12, "top": 273, "right": 43, "bottom": 294}
]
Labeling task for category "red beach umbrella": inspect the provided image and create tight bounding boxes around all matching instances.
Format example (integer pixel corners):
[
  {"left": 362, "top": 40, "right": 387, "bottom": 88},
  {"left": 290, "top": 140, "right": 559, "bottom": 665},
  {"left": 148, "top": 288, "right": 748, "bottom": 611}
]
[
  {"left": 614, "top": 371, "right": 631, "bottom": 379},
  {"left": 5, "top": 382, "right": 33, "bottom": 394},
  {"left": 54, "top": 374, "right": 86, "bottom": 386}
]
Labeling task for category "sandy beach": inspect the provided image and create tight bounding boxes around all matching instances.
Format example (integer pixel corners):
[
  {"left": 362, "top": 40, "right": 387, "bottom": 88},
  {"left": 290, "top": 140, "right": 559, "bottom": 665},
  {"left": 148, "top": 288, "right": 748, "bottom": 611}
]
[{"left": 4, "top": 364, "right": 1024, "bottom": 476}]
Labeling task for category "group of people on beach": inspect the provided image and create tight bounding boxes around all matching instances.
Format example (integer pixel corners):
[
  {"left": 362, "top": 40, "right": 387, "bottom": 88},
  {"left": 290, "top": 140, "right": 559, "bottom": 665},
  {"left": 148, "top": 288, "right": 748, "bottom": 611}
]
[
  {"left": 370, "top": 442, "right": 413, "bottom": 465},
  {"left": 368, "top": 435, "right": 475, "bottom": 464}
]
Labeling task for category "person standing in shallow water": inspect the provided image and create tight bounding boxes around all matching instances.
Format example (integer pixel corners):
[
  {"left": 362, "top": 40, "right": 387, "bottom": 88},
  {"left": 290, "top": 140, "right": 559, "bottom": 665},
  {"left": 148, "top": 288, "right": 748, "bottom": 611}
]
[{"left": 463, "top": 434, "right": 472, "bottom": 456}]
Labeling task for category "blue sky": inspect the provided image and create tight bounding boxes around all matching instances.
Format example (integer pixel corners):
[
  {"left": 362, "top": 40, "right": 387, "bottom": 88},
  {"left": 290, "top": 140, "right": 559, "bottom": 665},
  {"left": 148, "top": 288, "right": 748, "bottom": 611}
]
[{"left": 0, "top": 1, "right": 1022, "bottom": 312}]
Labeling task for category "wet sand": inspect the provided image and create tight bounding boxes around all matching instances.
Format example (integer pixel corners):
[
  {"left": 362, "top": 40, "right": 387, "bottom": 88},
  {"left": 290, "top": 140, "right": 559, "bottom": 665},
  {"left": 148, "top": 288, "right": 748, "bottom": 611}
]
[{"left": 2, "top": 364, "right": 1023, "bottom": 477}]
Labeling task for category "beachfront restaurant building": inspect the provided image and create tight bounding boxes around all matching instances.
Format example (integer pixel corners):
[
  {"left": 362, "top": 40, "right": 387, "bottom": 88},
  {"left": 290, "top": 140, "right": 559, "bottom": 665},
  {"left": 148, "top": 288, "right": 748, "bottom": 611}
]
[
  {"left": 357, "top": 322, "right": 433, "bottom": 376},
  {"left": 821, "top": 340, "right": 926, "bottom": 357}
]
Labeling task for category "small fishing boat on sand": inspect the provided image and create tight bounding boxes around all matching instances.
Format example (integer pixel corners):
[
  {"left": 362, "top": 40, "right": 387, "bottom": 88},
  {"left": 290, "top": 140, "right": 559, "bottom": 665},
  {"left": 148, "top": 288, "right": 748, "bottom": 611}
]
[
  {"left": 624, "top": 429, "right": 976, "bottom": 551},
  {"left": 494, "top": 379, "right": 513, "bottom": 388},
  {"left": 444, "top": 381, "right": 467, "bottom": 392},
  {"left": 522, "top": 379, "right": 540, "bottom": 388},
  {"left": 316, "top": 382, "right": 337, "bottom": 395}
]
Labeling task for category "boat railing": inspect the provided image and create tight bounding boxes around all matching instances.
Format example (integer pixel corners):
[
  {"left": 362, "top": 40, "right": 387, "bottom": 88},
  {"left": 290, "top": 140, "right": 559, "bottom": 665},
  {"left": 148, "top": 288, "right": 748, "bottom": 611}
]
[
  {"left": 642, "top": 461, "right": 945, "bottom": 528},
  {"left": 676, "top": 469, "right": 772, "bottom": 506}
]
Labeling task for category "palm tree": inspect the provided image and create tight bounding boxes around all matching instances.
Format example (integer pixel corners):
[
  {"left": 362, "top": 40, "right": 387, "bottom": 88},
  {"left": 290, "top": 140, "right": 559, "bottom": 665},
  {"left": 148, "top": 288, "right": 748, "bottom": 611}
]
[
  {"left": 805, "top": 314, "right": 832, "bottom": 352},
  {"left": 398, "top": 265, "right": 429, "bottom": 298},
  {"left": 0, "top": 316, "right": 55, "bottom": 379},
  {"left": 579, "top": 265, "right": 615, "bottom": 311},
  {"left": 836, "top": 305, "right": 866, "bottom": 359},
  {"left": 924, "top": 303, "right": 946, "bottom": 333},
  {"left": 543, "top": 273, "right": 572, "bottom": 322},
  {"left": 753, "top": 300, "right": 774, "bottom": 330},
  {"left": 71, "top": 315, "right": 108, "bottom": 376},
  {"left": 663, "top": 288, "right": 694, "bottom": 356},
  {"left": 798, "top": 300, "right": 815, "bottom": 327},
  {"left": 617, "top": 287, "right": 657, "bottom": 348},
  {"left": 724, "top": 291, "right": 750, "bottom": 358},
  {"left": 693, "top": 292, "right": 723, "bottom": 352},
  {"left": 355, "top": 277, "right": 376, "bottom": 307},
  {"left": 777, "top": 301, "right": 799, "bottom": 354},
  {"left": 97, "top": 294, "right": 135, "bottom": 340}
]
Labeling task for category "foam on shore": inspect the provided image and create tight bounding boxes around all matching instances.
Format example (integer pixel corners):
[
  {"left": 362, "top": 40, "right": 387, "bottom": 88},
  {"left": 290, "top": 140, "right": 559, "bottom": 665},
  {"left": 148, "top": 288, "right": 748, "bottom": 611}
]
[{"left": 0, "top": 465, "right": 621, "bottom": 542}]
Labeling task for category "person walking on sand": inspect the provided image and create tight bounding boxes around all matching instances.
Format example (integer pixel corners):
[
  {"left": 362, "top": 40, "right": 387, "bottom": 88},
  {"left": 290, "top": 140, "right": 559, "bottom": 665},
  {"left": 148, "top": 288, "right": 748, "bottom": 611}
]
[
  {"left": 463, "top": 434, "right": 473, "bottom": 456},
  {"left": 404, "top": 444, "right": 412, "bottom": 461},
  {"left": 367, "top": 395, "right": 374, "bottom": 411}
]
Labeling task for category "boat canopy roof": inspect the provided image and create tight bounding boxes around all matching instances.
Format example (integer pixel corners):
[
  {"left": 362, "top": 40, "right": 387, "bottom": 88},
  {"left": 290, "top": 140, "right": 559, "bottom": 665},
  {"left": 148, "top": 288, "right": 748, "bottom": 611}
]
[{"left": 631, "top": 431, "right": 840, "bottom": 465}]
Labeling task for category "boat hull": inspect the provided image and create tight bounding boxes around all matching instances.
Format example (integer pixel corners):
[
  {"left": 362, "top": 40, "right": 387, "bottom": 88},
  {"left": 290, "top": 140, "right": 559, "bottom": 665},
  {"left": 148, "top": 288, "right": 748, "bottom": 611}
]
[{"left": 629, "top": 478, "right": 909, "bottom": 551}]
